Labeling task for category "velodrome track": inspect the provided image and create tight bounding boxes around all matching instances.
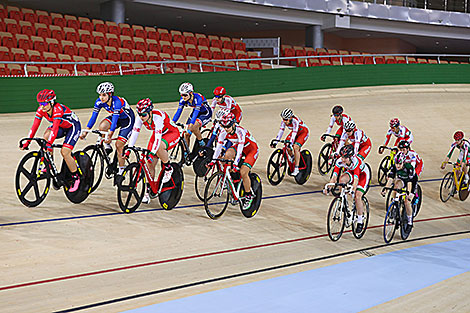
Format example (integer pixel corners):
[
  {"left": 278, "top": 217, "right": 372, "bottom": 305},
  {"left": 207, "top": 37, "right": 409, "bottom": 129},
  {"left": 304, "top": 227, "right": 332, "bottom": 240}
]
[{"left": 0, "top": 84, "right": 469, "bottom": 312}]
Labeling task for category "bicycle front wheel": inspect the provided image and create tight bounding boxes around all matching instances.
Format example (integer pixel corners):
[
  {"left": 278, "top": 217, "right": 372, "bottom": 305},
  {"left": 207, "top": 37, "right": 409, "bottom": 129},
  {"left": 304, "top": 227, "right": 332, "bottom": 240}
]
[
  {"left": 439, "top": 172, "right": 454, "bottom": 203},
  {"left": 327, "top": 197, "right": 346, "bottom": 241},
  {"left": 266, "top": 149, "right": 286, "bottom": 186},
  {"left": 83, "top": 145, "right": 104, "bottom": 193},
  {"left": 377, "top": 156, "right": 391, "bottom": 186},
  {"left": 169, "top": 140, "right": 185, "bottom": 166},
  {"left": 15, "top": 151, "right": 51, "bottom": 207},
  {"left": 384, "top": 201, "right": 399, "bottom": 244},
  {"left": 117, "top": 163, "right": 146, "bottom": 213},
  {"left": 318, "top": 143, "right": 333, "bottom": 175},
  {"left": 203, "top": 171, "right": 229, "bottom": 219}
]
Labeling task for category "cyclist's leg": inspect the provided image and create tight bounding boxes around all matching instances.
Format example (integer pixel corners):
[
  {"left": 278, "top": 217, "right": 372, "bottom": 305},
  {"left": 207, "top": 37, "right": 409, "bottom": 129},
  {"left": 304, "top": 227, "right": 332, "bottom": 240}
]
[
  {"left": 43, "top": 127, "right": 52, "bottom": 140},
  {"left": 241, "top": 143, "right": 259, "bottom": 199},
  {"left": 355, "top": 169, "right": 369, "bottom": 217},
  {"left": 115, "top": 114, "right": 134, "bottom": 170},
  {"left": 358, "top": 139, "right": 372, "bottom": 161},
  {"left": 146, "top": 138, "right": 159, "bottom": 179},
  {"left": 293, "top": 127, "right": 309, "bottom": 167}
]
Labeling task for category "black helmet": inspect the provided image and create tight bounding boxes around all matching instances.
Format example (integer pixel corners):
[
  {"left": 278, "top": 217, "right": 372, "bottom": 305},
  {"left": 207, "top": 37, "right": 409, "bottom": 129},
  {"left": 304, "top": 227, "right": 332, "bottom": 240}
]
[
  {"left": 340, "top": 144, "right": 354, "bottom": 158},
  {"left": 332, "top": 105, "right": 343, "bottom": 115},
  {"left": 398, "top": 140, "right": 410, "bottom": 149}
]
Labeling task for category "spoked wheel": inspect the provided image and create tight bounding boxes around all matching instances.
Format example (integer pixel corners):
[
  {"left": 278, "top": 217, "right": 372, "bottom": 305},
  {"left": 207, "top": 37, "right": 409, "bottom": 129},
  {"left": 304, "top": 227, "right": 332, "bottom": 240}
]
[
  {"left": 352, "top": 196, "right": 369, "bottom": 239},
  {"left": 62, "top": 151, "right": 94, "bottom": 204},
  {"left": 439, "top": 172, "right": 455, "bottom": 203},
  {"left": 385, "top": 187, "right": 393, "bottom": 212},
  {"left": 201, "top": 128, "right": 212, "bottom": 142},
  {"left": 158, "top": 163, "right": 184, "bottom": 210},
  {"left": 384, "top": 201, "right": 399, "bottom": 244},
  {"left": 400, "top": 206, "right": 411, "bottom": 240},
  {"left": 195, "top": 172, "right": 210, "bottom": 202},
  {"left": 266, "top": 149, "right": 287, "bottom": 186},
  {"left": 318, "top": 143, "right": 334, "bottom": 175},
  {"left": 117, "top": 163, "right": 146, "bottom": 213},
  {"left": 84, "top": 145, "right": 104, "bottom": 193},
  {"left": 169, "top": 140, "right": 185, "bottom": 166},
  {"left": 294, "top": 150, "right": 312, "bottom": 185},
  {"left": 363, "top": 163, "right": 372, "bottom": 195},
  {"left": 412, "top": 184, "right": 422, "bottom": 217},
  {"left": 458, "top": 176, "right": 469, "bottom": 201},
  {"left": 203, "top": 171, "right": 229, "bottom": 219},
  {"left": 377, "top": 156, "right": 391, "bottom": 186},
  {"left": 327, "top": 197, "right": 346, "bottom": 241},
  {"left": 240, "top": 173, "right": 262, "bottom": 218},
  {"left": 15, "top": 151, "right": 51, "bottom": 207}
]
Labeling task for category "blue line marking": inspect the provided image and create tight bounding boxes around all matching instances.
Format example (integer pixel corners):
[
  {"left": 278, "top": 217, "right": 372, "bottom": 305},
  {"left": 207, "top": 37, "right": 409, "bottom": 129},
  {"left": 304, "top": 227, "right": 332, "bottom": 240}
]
[{"left": 125, "top": 239, "right": 470, "bottom": 313}]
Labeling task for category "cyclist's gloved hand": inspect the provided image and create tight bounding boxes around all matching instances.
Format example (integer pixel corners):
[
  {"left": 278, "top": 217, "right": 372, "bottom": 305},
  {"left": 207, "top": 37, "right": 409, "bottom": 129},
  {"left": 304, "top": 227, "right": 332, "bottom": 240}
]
[
  {"left": 232, "top": 164, "right": 240, "bottom": 172},
  {"left": 20, "top": 141, "right": 30, "bottom": 150},
  {"left": 187, "top": 128, "right": 192, "bottom": 136},
  {"left": 381, "top": 188, "right": 386, "bottom": 197},
  {"left": 207, "top": 161, "right": 215, "bottom": 168},
  {"left": 320, "top": 134, "right": 327, "bottom": 141},
  {"left": 146, "top": 152, "right": 156, "bottom": 163},
  {"left": 270, "top": 140, "right": 277, "bottom": 148},
  {"left": 45, "top": 142, "right": 53, "bottom": 153},
  {"left": 123, "top": 150, "right": 131, "bottom": 159}
]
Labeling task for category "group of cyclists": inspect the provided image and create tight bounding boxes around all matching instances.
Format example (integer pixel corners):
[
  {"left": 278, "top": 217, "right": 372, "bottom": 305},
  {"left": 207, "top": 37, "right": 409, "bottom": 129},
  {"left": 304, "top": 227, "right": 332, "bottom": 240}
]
[{"left": 20, "top": 83, "right": 469, "bottom": 236}]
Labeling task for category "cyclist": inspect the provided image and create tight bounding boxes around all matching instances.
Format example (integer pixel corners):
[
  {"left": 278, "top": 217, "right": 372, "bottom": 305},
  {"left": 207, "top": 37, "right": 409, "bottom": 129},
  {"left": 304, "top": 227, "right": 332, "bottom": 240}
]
[
  {"left": 210, "top": 112, "right": 259, "bottom": 210},
  {"left": 126, "top": 98, "right": 180, "bottom": 204},
  {"left": 381, "top": 152, "right": 417, "bottom": 234},
  {"left": 337, "top": 121, "right": 372, "bottom": 161},
  {"left": 270, "top": 108, "right": 309, "bottom": 176},
  {"left": 172, "top": 82, "right": 212, "bottom": 156},
  {"left": 325, "top": 144, "right": 370, "bottom": 233},
  {"left": 441, "top": 131, "right": 469, "bottom": 184},
  {"left": 379, "top": 118, "right": 413, "bottom": 154},
  {"left": 204, "top": 108, "right": 232, "bottom": 149},
  {"left": 397, "top": 140, "right": 423, "bottom": 178},
  {"left": 79, "top": 82, "right": 135, "bottom": 184},
  {"left": 20, "top": 89, "right": 82, "bottom": 192},
  {"left": 211, "top": 86, "right": 242, "bottom": 123},
  {"left": 321, "top": 105, "right": 353, "bottom": 143}
]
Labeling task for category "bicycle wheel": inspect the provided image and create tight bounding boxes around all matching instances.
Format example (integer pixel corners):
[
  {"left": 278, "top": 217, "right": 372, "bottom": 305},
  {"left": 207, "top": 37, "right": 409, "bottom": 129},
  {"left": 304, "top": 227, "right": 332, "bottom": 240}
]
[
  {"left": 384, "top": 201, "right": 398, "bottom": 244},
  {"left": 413, "top": 184, "right": 422, "bottom": 217},
  {"left": 83, "top": 145, "right": 104, "bottom": 193},
  {"left": 117, "top": 162, "right": 146, "bottom": 213},
  {"left": 169, "top": 140, "right": 185, "bottom": 166},
  {"left": 295, "top": 150, "right": 312, "bottom": 185},
  {"left": 327, "top": 197, "right": 346, "bottom": 241},
  {"left": 318, "top": 143, "right": 333, "bottom": 175},
  {"left": 62, "top": 151, "right": 94, "bottom": 204},
  {"left": 400, "top": 205, "right": 411, "bottom": 240},
  {"left": 266, "top": 149, "right": 286, "bottom": 186},
  {"left": 240, "top": 173, "right": 262, "bottom": 218},
  {"left": 352, "top": 196, "right": 369, "bottom": 239},
  {"left": 364, "top": 162, "right": 372, "bottom": 195},
  {"left": 439, "top": 172, "right": 455, "bottom": 203},
  {"left": 159, "top": 163, "right": 184, "bottom": 210},
  {"left": 385, "top": 187, "right": 393, "bottom": 212},
  {"left": 15, "top": 151, "right": 51, "bottom": 207},
  {"left": 203, "top": 171, "right": 229, "bottom": 219},
  {"left": 458, "top": 177, "right": 469, "bottom": 201},
  {"left": 377, "top": 156, "right": 391, "bottom": 186}
]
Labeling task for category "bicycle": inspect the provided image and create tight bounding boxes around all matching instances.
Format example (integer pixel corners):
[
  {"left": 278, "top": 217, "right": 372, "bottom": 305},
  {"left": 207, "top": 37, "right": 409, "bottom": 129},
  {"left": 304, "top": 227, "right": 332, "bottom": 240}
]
[
  {"left": 325, "top": 182, "right": 370, "bottom": 241},
  {"left": 16, "top": 138, "right": 93, "bottom": 207},
  {"left": 318, "top": 134, "right": 339, "bottom": 175},
  {"left": 383, "top": 187, "right": 415, "bottom": 243},
  {"left": 440, "top": 162, "right": 469, "bottom": 202},
  {"left": 203, "top": 159, "right": 262, "bottom": 220},
  {"left": 117, "top": 146, "right": 184, "bottom": 213},
  {"left": 81, "top": 129, "right": 139, "bottom": 193},
  {"left": 267, "top": 139, "right": 312, "bottom": 185},
  {"left": 385, "top": 182, "right": 422, "bottom": 217},
  {"left": 377, "top": 146, "right": 398, "bottom": 186},
  {"left": 169, "top": 122, "right": 210, "bottom": 167}
]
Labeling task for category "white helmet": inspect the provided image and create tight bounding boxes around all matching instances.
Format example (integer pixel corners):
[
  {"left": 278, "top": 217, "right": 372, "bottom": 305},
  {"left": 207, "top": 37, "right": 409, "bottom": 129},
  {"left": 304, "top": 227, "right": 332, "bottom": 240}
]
[
  {"left": 96, "top": 82, "right": 114, "bottom": 94},
  {"left": 280, "top": 108, "right": 293, "bottom": 119},
  {"left": 179, "top": 82, "right": 193, "bottom": 94},
  {"left": 344, "top": 121, "right": 356, "bottom": 131},
  {"left": 215, "top": 108, "right": 230, "bottom": 121}
]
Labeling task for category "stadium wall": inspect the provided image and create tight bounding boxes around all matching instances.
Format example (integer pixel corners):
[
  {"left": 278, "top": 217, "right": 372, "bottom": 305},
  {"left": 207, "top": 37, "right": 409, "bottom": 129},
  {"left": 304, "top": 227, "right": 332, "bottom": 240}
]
[{"left": 1, "top": 64, "right": 469, "bottom": 113}]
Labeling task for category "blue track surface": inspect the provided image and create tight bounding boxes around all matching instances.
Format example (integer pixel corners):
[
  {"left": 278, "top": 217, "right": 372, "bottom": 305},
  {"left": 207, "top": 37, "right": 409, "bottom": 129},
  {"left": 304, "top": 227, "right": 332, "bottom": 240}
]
[{"left": 126, "top": 239, "right": 470, "bottom": 313}]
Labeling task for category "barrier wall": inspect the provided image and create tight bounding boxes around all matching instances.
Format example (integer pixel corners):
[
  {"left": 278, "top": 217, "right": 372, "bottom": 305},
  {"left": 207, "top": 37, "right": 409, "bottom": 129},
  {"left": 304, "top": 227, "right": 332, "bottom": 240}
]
[{"left": 1, "top": 64, "right": 469, "bottom": 113}]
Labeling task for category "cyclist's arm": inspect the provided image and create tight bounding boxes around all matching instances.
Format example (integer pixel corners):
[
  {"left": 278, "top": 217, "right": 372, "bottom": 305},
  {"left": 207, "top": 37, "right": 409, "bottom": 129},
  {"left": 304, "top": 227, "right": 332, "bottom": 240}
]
[
  {"left": 27, "top": 109, "right": 43, "bottom": 141},
  {"left": 325, "top": 116, "right": 335, "bottom": 134},
  {"left": 172, "top": 101, "right": 184, "bottom": 123},
  {"left": 337, "top": 132, "right": 347, "bottom": 152},
  {"left": 206, "top": 124, "right": 220, "bottom": 147},
  {"left": 446, "top": 145, "right": 456, "bottom": 159},
  {"left": 109, "top": 98, "right": 121, "bottom": 132},
  {"left": 127, "top": 117, "right": 143, "bottom": 148},
  {"left": 210, "top": 98, "right": 217, "bottom": 111},
  {"left": 275, "top": 121, "right": 286, "bottom": 141},
  {"left": 188, "top": 101, "right": 201, "bottom": 125},
  {"left": 234, "top": 129, "right": 245, "bottom": 165},
  {"left": 86, "top": 99, "right": 101, "bottom": 129},
  {"left": 150, "top": 114, "right": 164, "bottom": 154},
  {"left": 353, "top": 131, "right": 361, "bottom": 154},
  {"left": 383, "top": 129, "right": 392, "bottom": 146},
  {"left": 47, "top": 106, "right": 64, "bottom": 145},
  {"left": 407, "top": 131, "right": 414, "bottom": 144},
  {"left": 212, "top": 130, "right": 227, "bottom": 160},
  {"left": 290, "top": 119, "right": 299, "bottom": 145}
]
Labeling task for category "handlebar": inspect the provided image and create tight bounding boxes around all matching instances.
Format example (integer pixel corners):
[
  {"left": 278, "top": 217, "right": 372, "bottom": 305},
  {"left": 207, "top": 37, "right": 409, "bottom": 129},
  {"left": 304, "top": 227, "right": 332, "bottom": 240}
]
[
  {"left": 124, "top": 146, "right": 151, "bottom": 156},
  {"left": 270, "top": 139, "right": 292, "bottom": 147},
  {"left": 382, "top": 186, "right": 409, "bottom": 195},
  {"left": 19, "top": 137, "right": 62, "bottom": 150},
  {"left": 379, "top": 146, "right": 398, "bottom": 152},
  {"left": 213, "top": 158, "right": 234, "bottom": 164},
  {"left": 325, "top": 182, "right": 350, "bottom": 189}
]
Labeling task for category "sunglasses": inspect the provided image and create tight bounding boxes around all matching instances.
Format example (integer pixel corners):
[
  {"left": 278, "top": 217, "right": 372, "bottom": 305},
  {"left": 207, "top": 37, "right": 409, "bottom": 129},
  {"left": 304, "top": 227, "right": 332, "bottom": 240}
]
[
  {"left": 334, "top": 114, "right": 341, "bottom": 117},
  {"left": 39, "top": 102, "right": 50, "bottom": 106},
  {"left": 214, "top": 95, "right": 224, "bottom": 98},
  {"left": 138, "top": 112, "right": 149, "bottom": 117},
  {"left": 181, "top": 93, "right": 190, "bottom": 97}
]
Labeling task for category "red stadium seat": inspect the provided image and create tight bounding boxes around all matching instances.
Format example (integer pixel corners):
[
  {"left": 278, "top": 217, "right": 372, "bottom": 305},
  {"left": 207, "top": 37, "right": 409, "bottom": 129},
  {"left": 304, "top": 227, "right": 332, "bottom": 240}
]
[
  {"left": 0, "top": 46, "right": 12, "bottom": 61},
  {"left": 186, "top": 56, "right": 199, "bottom": 72},
  {"left": 173, "top": 42, "right": 185, "bottom": 56},
  {"left": 64, "top": 15, "right": 79, "bottom": 30},
  {"left": 294, "top": 46, "right": 306, "bottom": 56},
  {"left": 120, "top": 35, "right": 134, "bottom": 50},
  {"left": 0, "top": 64, "right": 9, "bottom": 76},
  {"left": 199, "top": 46, "right": 211, "bottom": 59},
  {"left": 0, "top": 32, "right": 15, "bottom": 49},
  {"left": 208, "top": 35, "right": 222, "bottom": 49},
  {"left": 88, "top": 57, "right": 105, "bottom": 73},
  {"left": 35, "top": 23, "right": 50, "bottom": 37},
  {"left": 4, "top": 18, "right": 19, "bottom": 35},
  {"left": 27, "top": 49, "right": 43, "bottom": 62},
  {"left": 305, "top": 47, "right": 316, "bottom": 56},
  {"left": 36, "top": 10, "right": 52, "bottom": 25},
  {"left": 320, "top": 59, "right": 332, "bottom": 66},
  {"left": 132, "top": 49, "right": 145, "bottom": 62},
  {"left": 0, "top": 20, "right": 4, "bottom": 32},
  {"left": 40, "top": 67, "right": 55, "bottom": 75},
  {"left": 11, "top": 48, "right": 27, "bottom": 61},
  {"left": 248, "top": 51, "right": 261, "bottom": 65},
  {"left": 79, "top": 29, "right": 92, "bottom": 45},
  {"left": 119, "top": 23, "right": 133, "bottom": 36},
  {"left": 19, "top": 21, "right": 35, "bottom": 36},
  {"left": 92, "top": 31, "right": 106, "bottom": 47},
  {"left": 45, "top": 38, "right": 62, "bottom": 54},
  {"left": 92, "top": 19, "right": 107, "bottom": 33},
  {"left": 185, "top": 44, "right": 198, "bottom": 58},
  {"left": 210, "top": 47, "right": 222, "bottom": 59},
  {"left": 222, "top": 48, "right": 235, "bottom": 60},
  {"left": 73, "top": 55, "right": 89, "bottom": 72},
  {"left": 21, "top": 8, "right": 38, "bottom": 24},
  {"left": 104, "top": 59, "right": 118, "bottom": 73},
  {"left": 385, "top": 56, "right": 397, "bottom": 64},
  {"left": 56, "top": 68, "right": 71, "bottom": 75},
  {"left": 160, "top": 40, "right": 173, "bottom": 54},
  {"left": 145, "top": 26, "right": 158, "bottom": 40},
  {"left": 327, "top": 49, "right": 339, "bottom": 62},
  {"left": 64, "top": 27, "right": 79, "bottom": 42},
  {"left": 76, "top": 42, "right": 91, "bottom": 58},
  {"left": 50, "top": 25, "right": 65, "bottom": 41},
  {"left": 351, "top": 51, "right": 364, "bottom": 64},
  {"left": 157, "top": 28, "right": 171, "bottom": 42},
  {"left": 0, "top": 6, "right": 6, "bottom": 20},
  {"left": 118, "top": 48, "right": 132, "bottom": 61},
  {"left": 417, "top": 58, "right": 428, "bottom": 64},
  {"left": 184, "top": 32, "right": 197, "bottom": 45},
  {"left": 90, "top": 44, "right": 105, "bottom": 59},
  {"left": 374, "top": 56, "right": 385, "bottom": 64},
  {"left": 172, "top": 54, "right": 187, "bottom": 71},
  {"left": 16, "top": 34, "right": 33, "bottom": 50},
  {"left": 51, "top": 12, "right": 66, "bottom": 28},
  {"left": 407, "top": 57, "right": 417, "bottom": 64},
  {"left": 43, "top": 52, "right": 58, "bottom": 68},
  {"left": 78, "top": 17, "right": 93, "bottom": 32},
  {"left": 8, "top": 64, "right": 23, "bottom": 75},
  {"left": 133, "top": 37, "right": 147, "bottom": 51},
  {"left": 146, "top": 39, "right": 159, "bottom": 52},
  {"left": 146, "top": 51, "right": 160, "bottom": 61},
  {"left": 235, "top": 50, "right": 247, "bottom": 59},
  {"left": 220, "top": 37, "right": 233, "bottom": 50},
  {"left": 58, "top": 53, "right": 73, "bottom": 70},
  {"left": 7, "top": 6, "right": 22, "bottom": 21},
  {"left": 132, "top": 25, "right": 146, "bottom": 39},
  {"left": 196, "top": 33, "right": 209, "bottom": 47},
  {"left": 26, "top": 65, "right": 40, "bottom": 76},
  {"left": 282, "top": 44, "right": 295, "bottom": 57},
  {"left": 145, "top": 64, "right": 161, "bottom": 74},
  {"left": 233, "top": 38, "right": 245, "bottom": 51},
  {"left": 106, "top": 21, "right": 119, "bottom": 35},
  {"left": 171, "top": 30, "right": 184, "bottom": 44},
  {"left": 395, "top": 56, "right": 407, "bottom": 64},
  {"left": 105, "top": 46, "right": 119, "bottom": 61},
  {"left": 61, "top": 40, "right": 77, "bottom": 55},
  {"left": 308, "top": 58, "right": 321, "bottom": 66},
  {"left": 106, "top": 33, "right": 120, "bottom": 48},
  {"left": 248, "top": 63, "right": 261, "bottom": 70}
]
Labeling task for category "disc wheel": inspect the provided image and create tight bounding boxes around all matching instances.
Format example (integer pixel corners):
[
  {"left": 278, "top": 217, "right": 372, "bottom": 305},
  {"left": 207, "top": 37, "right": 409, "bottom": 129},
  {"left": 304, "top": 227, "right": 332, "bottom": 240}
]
[
  {"left": 327, "top": 197, "right": 346, "bottom": 241},
  {"left": 352, "top": 196, "right": 369, "bottom": 239},
  {"left": 439, "top": 172, "right": 455, "bottom": 203},
  {"left": 384, "top": 201, "right": 398, "bottom": 244},
  {"left": 117, "top": 163, "right": 146, "bottom": 213},
  {"left": 83, "top": 145, "right": 104, "bottom": 193},
  {"left": 377, "top": 156, "right": 391, "bottom": 186},
  {"left": 400, "top": 205, "right": 411, "bottom": 240},
  {"left": 458, "top": 176, "right": 469, "bottom": 201},
  {"left": 266, "top": 149, "right": 286, "bottom": 186},
  {"left": 15, "top": 151, "right": 51, "bottom": 207},
  {"left": 412, "top": 184, "right": 422, "bottom": 217},
  {"left": 294, "top": 150, "right": 312, "bottom": 185},
  {"left": 240, "top": 173, "right": 262, "bottom": 218},
  {"left": 364, "top": 162, "right": 372, "bottom": 195},
  {"left": 203, "top": 171, "right": 229, "bottom": 220},
  {"left": 158, "top": 163, "right": 184, "bottom": 210},
  {"left": 61, "top": 151, "right": 94, "bottom": 204},
  {"left": 318, "top": 143, "right": 334, "bottom": 175}
]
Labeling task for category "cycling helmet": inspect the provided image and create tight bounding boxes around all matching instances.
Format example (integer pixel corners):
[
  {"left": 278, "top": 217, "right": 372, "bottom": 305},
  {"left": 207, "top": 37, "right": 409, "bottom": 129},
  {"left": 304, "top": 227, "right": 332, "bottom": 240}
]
[
  {"left": 339, "top": 144, "right": 354, "bottom": 158},
  {"left": 136, "top": 98, "right": 153, "bottom": 114},
  {"left": 344, "top": 121, "right": 356, "bottom": 132},
  {"left": 215, "top": 108, "right": 230, "bottom": 121},
  {"left": 332, "top": 105, "right": 343, "bottom": 115},
  {"left": 213, "top": 86, "right": 226, "bottom": 97},
  {"left": 220, "top": 112, "right": 236, "bottom": 128},
  {"left": 96, "top": 82, "right": 114, "bottom": 94},
  {"left": 454, "top": 131, "right": 464, "bottom": 141},
  {"left": 280, "top": 108, "right": 294, "bottom": 119},
  {"left": 398, "top": 140, "right": 410, "bottom": 149},
  {"left": 37, "top": 89, "right": 56, "bottom": 103},
  {"left": 179, "top": 82, "right": 193, "bottom": 95},
  {"left": 395, "top": 152, "right": 406, "bottom": 164},
  {"left": 389, "top": 118, "right": 400, "bottom": 128}
]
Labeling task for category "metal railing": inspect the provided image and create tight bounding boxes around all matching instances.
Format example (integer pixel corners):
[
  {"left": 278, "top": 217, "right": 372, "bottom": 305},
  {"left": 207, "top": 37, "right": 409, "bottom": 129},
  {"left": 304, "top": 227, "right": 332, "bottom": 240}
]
[{"left": 354, "top": 0, "right": 469, "bottom": 13}]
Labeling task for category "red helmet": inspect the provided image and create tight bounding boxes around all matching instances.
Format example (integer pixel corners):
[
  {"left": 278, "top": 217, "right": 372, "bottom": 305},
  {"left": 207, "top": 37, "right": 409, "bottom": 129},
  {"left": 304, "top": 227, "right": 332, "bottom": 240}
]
[
  {"left": 37, "top": 89, "right": 56, "bottom": 103},
  {"left": 213, "top": 86, "right": 226, "bottom": 97},
  {"left": 220, "top": 112, "right": 236, "bottom": 128},
  {"left": 454, "top": 131, "right": 464, "bottom": 141},
  {"left": 339, "top": 144, "right": 354, "bottom": 158},
  {"left": 136, "top": 98, "right": 153, "bottom": 114},
  {"left": 389, "top": 118, "right": 400, "bottom": 128},
  {"left": 395, "top": 152, "right": 406, "bottom": 164}
]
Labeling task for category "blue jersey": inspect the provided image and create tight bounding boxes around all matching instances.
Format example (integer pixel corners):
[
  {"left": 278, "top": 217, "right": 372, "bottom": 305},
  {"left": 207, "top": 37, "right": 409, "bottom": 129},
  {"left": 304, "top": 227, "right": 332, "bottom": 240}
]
[
  {"left": 172, "top": 92, "right": 211, "bottom": 125},
  {"left": 86, "top": 95, "right": 134, "bottom": 132}
]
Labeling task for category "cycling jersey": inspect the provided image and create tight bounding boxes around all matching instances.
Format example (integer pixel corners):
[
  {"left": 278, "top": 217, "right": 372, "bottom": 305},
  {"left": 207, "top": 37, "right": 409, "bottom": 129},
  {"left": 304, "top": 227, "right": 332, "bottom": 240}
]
[
  {"left": 213, "top": 125, "right": 258, "bottom": 167},
  {"left": 276, "top": 116, "right": 309, "bottom": 147},
  {"left": 128, "top": 109, "right": 179, "bottom": 154},
  {"left": 211, "top": 95, "right": 242, "bottom": 123},
  {"left": 27, "top": 103, "right": 81, "bottom": 149},
  {"left": 384, "top": 125, "right": 413, "bottom": 146},
  {"left": 338, "top": 128, "right": 372, "bottom": 160},
  {"left": 325, "top": 113, "right": 353, "bottom": 137},
  {"left": 87, "top": 95, "right": 134, "bottom": 133},
  {"left": 388, "top": 163, "right": 418, "bottom": 193},
  {"left": 173, "top": 92, "right": 212, "bottom": 126},
  {"left": 447, "top": 140, "right": 470, "bottom": 163},
  {"left": 333, "top": 155, "right": 370, "bottom": 192},
  {"left": 403, "top": 150, "right": 423, "bottom": 177}
]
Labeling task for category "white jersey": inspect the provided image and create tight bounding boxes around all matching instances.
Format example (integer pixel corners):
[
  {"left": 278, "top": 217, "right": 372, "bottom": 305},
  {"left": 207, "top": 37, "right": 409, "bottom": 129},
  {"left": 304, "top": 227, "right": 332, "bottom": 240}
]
[
  {"left": 213, "top": 125, "right": 256, "bottom": 165},
  {"left": 275, "top": 116, "right": 308, "bottom": 144},
  {"left": 338, "top": 128, "right": 369, "bottom": 155}
]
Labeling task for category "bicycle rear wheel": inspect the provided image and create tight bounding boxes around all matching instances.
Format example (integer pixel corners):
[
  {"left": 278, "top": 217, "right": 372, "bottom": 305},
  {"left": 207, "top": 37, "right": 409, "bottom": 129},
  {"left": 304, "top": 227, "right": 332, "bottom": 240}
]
[
  {"left": 295, "top": 150, "right": 312, "bottom": 185},
  {"left": 266, "top": 149, "right": 286, "bottom": 186},
  {"left": 327, "top": 197, "right": 346, "bottom": 241},
  {"left": 117, "top": 163, "right": 146, "bottom": 213},
  {"left": 169, "top": 140, "right": 185, "bottom": 166},
  {"left": 15, "top": 151, "right": 51, "bottom": 207},
  {"left": 377, "top": 156, "right": 391, "bottom": 186},
  {"left": 458, "top": 177, "right": 469, "bottom": 201},
  {"left": 439, "top": 172, "right": 454, "bottom": 202},
  {"left": 413, "top": 184, "right": 422, "bottom": 217},
  {"left": 318, "top": 143, "right": 333, "bottom": 175},
  {"left": 384, "top": 201, "right": 398, "bottom": 244},
  {"left": 352, "top": 196, "right": 369, "bottom": 239},
  {"left": 204, "top": 171, "right": 229, "bottom": 219},
  {"left": 83, "top": 145, "right": 104, "bottom": 193},
  {"left": 158, "top": 163, "right": 184, "bottom": 210},
  {"left": 400, "top": 205, "right": 411, "bottom": 240}
]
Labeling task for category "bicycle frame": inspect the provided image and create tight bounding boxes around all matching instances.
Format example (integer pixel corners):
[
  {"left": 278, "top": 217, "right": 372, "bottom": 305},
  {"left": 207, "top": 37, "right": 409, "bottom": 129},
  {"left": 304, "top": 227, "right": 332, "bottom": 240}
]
[
  {"left": 272, "top": 139, "right": 306, "bottom": 171},
  {"left": 451, "top": 163, "right": 464, "bottom": 190},
  {"left": 213, "top": 161, "right": 244, "bottom": 203}
]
